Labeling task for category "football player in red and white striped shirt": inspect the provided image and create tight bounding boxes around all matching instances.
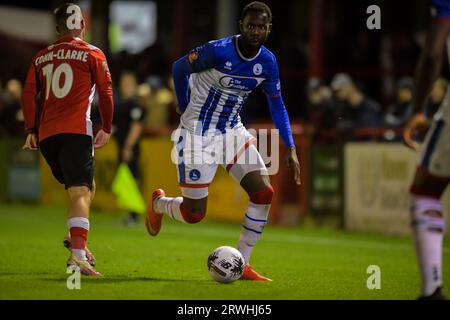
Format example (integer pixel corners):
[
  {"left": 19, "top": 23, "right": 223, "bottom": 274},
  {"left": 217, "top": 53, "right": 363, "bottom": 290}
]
[{"left": 21, "top": 3, "right": 114, "bottom": 276}]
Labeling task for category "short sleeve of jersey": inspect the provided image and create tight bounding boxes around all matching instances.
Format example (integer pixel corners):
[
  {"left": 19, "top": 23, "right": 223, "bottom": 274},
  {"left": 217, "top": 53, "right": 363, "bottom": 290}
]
[
  {"left": 433, "top": 0, "right": 450, "bottom": 19},
  {"left": 188, "top": 41, "right": 218, "bottom": 73},
  {"left": 260, "top": 57, "right": 282, "bottom": 98}
]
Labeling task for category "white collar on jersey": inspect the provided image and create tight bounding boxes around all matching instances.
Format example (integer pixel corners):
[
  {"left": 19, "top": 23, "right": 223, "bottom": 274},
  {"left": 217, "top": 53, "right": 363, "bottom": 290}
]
[{"left": 235, "top": 35, "right": 262, "bottom": 62}]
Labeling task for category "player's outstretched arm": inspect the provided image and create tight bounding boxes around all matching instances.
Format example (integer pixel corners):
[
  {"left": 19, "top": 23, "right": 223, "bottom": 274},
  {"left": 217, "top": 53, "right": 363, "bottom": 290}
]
[
  {"left": 403, "top": 20, "right": 450, "bottom": 150},
  {"left": 266, "top": 94, "right": 301, "bottom": 185}
]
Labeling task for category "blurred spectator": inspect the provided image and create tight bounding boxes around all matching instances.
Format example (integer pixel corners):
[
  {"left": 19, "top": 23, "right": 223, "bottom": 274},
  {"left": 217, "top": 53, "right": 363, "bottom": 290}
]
[
  {"left": 136, "top": 82, "right": 152, "bottom": 117},
  {"left": 0, "top": 79, "right": 24, "bottom": 136},
  {"left": 143, "top": 75, "right": 174, "bottom": 133},
  {"left": 305, "top": 78, "right": 335, "bottom": 142},
  {"left": 331, "top": 73, "right": 381, "bottom": 139},
  {"left": 383, "top": 77, "right": 413, "bottom": 128},
  {"left": 113, "top": 71, "right": 146, "bottom": 226},
  {"left": 425, "top": 77, "right": 447, "bottom": 120}
]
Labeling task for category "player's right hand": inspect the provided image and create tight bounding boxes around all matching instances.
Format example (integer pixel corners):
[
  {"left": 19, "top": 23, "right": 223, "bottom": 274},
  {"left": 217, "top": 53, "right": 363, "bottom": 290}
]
[
  {"left": 93, "top": 129, "right": 111, "bottom": 149},
  {"left": 403, "top": 113, "right": 426, "bottom": 151},
  {"left": 22, "top": 133, "right": 38, "bottom": 151}
]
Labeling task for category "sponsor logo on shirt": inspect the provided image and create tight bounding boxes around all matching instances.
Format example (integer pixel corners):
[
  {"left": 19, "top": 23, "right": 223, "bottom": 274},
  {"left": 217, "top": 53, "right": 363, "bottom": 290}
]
[
  {"left": 219, "top": 76, "right": 258, "bottom": 91},
  {"left": 253, "top": 63, "right": 263, "bottom": 75}
]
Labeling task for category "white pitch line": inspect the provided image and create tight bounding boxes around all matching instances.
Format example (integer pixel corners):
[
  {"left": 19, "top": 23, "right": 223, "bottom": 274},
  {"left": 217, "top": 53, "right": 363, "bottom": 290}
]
[{"left": 163, "top": 224, "right": 450, "bottom": 254}]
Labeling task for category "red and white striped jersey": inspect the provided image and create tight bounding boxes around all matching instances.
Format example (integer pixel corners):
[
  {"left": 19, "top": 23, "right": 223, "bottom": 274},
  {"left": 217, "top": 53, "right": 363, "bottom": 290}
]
[{"left": 21, "top": 36, "right": 114, "bottom": 142}]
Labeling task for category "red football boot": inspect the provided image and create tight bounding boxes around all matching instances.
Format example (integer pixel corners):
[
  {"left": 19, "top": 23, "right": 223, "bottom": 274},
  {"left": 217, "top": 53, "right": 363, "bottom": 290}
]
[
  {"left": 145, "top": 189, "right": 166, "bottom": 236},
  {"left": 241, "top": 265, "right": 272, "bottom": 281}
]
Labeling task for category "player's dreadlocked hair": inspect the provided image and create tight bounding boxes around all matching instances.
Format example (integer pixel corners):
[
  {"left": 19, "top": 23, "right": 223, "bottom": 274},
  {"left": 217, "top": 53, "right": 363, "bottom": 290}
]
[{"left": 241, "top": 1, "right": 272, "bottom": 22}]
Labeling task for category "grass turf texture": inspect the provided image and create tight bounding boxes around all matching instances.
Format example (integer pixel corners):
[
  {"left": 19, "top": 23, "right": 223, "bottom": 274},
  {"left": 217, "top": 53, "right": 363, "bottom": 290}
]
[{"left": 0, "top": 204, "right": 449, "bottom": 300}]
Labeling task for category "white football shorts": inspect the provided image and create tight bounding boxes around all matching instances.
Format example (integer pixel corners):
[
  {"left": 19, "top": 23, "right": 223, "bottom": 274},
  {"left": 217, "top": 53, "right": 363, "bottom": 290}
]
[{"left": 172, "top": 124, "right": 268, "bottom": 199}]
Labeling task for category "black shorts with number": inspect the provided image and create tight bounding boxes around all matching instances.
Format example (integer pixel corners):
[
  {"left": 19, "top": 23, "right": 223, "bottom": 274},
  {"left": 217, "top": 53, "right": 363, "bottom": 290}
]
[{"left": 39, "top": 133, "right": 94, "bottom": 190}]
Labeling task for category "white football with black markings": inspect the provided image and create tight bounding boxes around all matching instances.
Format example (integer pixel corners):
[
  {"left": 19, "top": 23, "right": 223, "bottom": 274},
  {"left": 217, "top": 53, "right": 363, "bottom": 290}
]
[{"left": 207, "top": 246, "right": 245, "bottom": 283}]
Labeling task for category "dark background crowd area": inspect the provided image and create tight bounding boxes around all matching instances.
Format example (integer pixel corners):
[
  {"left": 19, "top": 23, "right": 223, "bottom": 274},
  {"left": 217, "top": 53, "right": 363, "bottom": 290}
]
[{"left": 0, "top": 0, "right": 447, "bottom": 143}]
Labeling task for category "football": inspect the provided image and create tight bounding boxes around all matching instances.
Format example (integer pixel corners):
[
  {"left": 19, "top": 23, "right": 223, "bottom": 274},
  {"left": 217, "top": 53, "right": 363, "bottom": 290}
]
[{"left": 207, "top": 246, "right": 245, "bottom": 283}]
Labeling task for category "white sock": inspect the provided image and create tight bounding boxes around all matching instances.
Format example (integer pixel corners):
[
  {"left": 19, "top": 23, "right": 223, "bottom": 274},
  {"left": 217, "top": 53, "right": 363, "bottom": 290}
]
[
  {"left": 411, "top": 196, "right": 445, "bottom": 296},
  {"left": 72, "top": 249, "right": 87, "bottom": 260},
  {"left": 155, "top": 197, "right": 188, "bottom": 224},
  {"left": 238, "top": 202, "right": 270, "bottom": 264}
]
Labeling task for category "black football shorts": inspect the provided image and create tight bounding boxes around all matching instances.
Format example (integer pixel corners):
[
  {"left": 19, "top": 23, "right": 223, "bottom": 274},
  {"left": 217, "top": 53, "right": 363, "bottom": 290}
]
[{"left": 39, "top": 133, "right": 94, "bottom": 190}]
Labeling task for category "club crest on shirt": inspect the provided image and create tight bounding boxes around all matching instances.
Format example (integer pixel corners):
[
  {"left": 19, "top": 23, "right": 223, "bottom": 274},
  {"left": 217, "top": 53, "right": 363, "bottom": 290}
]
[
  {"left": 253, "top": 63, "right": 263, "bottom": 75},
  {"left": 189, "top": 169, "right": 201, "bottom": 181}
]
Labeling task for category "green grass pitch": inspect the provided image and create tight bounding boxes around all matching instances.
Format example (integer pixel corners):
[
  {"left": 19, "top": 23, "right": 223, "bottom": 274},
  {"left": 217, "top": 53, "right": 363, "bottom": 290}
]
[{"left": 0, "top": 204, "right": 449, "bottom": 300}]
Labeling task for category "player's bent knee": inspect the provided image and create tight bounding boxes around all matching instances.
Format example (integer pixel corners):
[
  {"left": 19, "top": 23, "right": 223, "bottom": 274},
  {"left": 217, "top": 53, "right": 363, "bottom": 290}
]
[
  {"left": 409, "top": 168, "right": 450, "bottom": 199},
  {"left": 68, "top": 186, "right": 92, "bottom": 206},
  {"left": 180, "top": 203, "right": 206, "bottom": 224},
  {"left": 249, "top": 185, "right": 274, "bottom": 205}
]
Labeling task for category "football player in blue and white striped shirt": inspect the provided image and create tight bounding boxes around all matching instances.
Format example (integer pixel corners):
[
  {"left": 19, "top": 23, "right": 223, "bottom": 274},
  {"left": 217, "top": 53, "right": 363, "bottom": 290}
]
[{"left": 146, "top": 1, "right": 300, "bottom": 281}]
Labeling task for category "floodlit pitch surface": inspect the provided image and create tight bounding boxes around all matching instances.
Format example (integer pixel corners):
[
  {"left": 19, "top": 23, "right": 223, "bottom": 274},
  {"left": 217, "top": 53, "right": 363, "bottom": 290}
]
[{"left": 0, "top": 204, "right": 449, "bottom": 299}]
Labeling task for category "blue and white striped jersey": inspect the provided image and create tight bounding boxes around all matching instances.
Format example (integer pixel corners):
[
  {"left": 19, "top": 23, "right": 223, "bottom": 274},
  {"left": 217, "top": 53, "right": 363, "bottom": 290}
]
[{"left": 180, "top": 35, "right": 281, "bottom": 136}]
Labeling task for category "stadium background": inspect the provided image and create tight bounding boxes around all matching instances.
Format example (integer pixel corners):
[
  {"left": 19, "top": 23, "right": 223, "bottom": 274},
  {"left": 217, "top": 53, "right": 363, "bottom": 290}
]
[
  {"left": 1, "top": 0, "right": 449, "bottom": 234},
  {"left": 1, "top": 0, "right": 450, "bottom": 300}
]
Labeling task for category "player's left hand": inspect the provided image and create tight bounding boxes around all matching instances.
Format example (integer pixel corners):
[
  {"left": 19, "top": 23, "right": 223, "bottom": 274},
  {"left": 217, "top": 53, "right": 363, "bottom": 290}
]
[
  {"left": 403, "top": 113, "right": 427, "bottom": 151},
  {"left": 285, "top": 146, "right": 301, "bottom": 185},
  {"left": 22, "top": 133, "right": 38, "bottom": 151},
  {"left": 93, "top": 129, "right": 111, "bottom": 149}
]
